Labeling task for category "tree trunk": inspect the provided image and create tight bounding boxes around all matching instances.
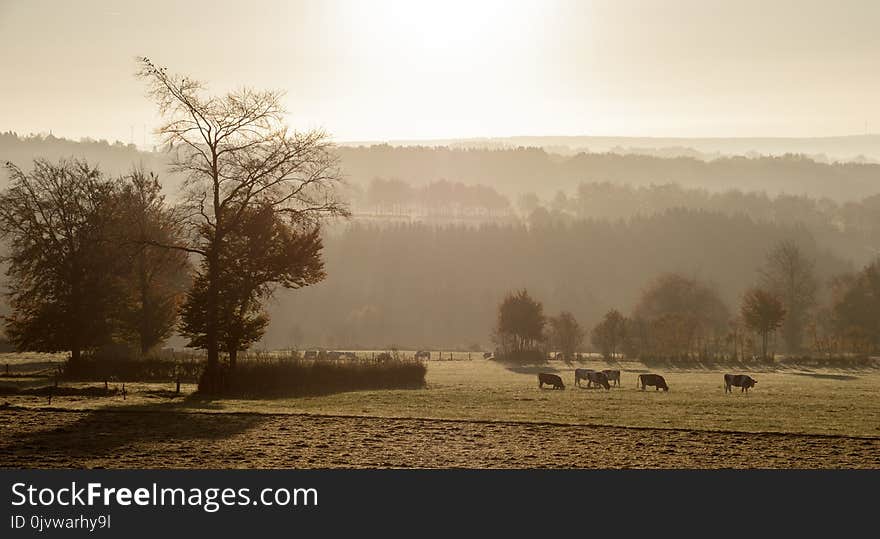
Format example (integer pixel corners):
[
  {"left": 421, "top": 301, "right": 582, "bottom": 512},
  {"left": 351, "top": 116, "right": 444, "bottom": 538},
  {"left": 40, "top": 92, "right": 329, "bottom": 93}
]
[{"left": 203, "top": 243, "right": 222, "bottom": 393}]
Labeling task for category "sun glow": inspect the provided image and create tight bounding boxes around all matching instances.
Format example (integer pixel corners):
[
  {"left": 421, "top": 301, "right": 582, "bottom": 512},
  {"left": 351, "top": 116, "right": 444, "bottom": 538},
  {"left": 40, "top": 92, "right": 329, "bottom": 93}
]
[{"left": 331, "top": 0, "right": 557, "bottom": 139}]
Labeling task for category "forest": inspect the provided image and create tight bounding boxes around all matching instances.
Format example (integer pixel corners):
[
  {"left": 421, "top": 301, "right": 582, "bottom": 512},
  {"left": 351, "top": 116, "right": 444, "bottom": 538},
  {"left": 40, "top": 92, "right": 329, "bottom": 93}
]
[{"left": 2, "top": 133, "right": 880, "bottom": 358}]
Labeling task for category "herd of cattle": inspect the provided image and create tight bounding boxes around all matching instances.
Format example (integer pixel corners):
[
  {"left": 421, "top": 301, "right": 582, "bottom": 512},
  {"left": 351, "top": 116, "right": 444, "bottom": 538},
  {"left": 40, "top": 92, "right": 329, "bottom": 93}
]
[{"left": 537, "top": 370, "right": 758, "bottom": 393}]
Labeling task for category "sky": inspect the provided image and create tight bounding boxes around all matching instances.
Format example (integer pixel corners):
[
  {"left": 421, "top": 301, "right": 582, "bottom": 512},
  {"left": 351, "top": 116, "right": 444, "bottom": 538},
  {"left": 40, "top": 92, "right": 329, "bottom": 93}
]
[{"left": 1, "top": 0, "right": 878, "bottom": 145}]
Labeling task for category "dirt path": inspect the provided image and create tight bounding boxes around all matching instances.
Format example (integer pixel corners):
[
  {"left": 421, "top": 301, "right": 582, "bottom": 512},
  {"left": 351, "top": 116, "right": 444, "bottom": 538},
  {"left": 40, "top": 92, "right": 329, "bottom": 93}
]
[{"left": 0, "top": 408, "right": 876, "bottom": 468}]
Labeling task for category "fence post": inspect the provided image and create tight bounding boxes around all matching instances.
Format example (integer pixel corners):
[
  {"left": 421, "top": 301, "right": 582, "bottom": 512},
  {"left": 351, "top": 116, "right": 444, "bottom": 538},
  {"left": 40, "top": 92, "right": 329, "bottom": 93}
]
[
  {"left": 122, "top": 384, "right": 126, "bottom": 400},
  {"left": 176, "top": 376, "right": 180, "bottom": 395},
  {"left": 4, "top": 363, "right": 8, "bottom": 376}
]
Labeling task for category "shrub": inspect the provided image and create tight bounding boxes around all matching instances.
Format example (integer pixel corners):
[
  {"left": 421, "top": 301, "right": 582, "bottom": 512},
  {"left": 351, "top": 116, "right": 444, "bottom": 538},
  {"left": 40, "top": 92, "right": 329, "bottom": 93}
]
[
  {"left": 198, "top": 357, "right": 427, "bottom": 397},
  {"left": 62, "top": 354, "right": 203, "bottom": 383}
]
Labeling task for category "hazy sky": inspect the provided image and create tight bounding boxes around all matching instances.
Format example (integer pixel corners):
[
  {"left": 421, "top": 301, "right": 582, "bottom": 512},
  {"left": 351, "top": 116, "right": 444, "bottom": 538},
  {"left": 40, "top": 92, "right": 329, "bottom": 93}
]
[{"left": 1, "top": 0, "right": 878, "bottom": 145}]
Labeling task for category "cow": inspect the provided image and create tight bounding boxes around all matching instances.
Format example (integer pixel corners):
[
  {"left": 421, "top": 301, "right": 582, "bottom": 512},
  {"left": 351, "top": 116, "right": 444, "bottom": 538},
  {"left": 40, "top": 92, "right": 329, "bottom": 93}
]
[
  {"left": 303, "top": 350, "right": 318, "bottom": 360},
  {"left": 602, "top": 369, "right": 621, "bottom": 386},
  {"left": 483, "top": 352, "right": 493, "bottom": 359},
  {"left": 637, "top": 373, "right": 669, "bottom": 391},
  {"left": 724, "top": 374, "right": 757, "bottom": 393},
  {"left": 574, "top": 369, "right": 611, "bottom": 390},
  {"left": 538, "top": 372, "right": 565, "bottom": 390},
  {"left": 414, "top": 350, "right": 430, "bottom": 360}
]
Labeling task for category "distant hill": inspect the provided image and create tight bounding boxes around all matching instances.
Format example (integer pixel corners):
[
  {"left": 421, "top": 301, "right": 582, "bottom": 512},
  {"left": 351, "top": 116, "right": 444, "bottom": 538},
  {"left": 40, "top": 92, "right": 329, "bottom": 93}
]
[
  {"left": 341, "top": 134, "right": 880, "bottom": 163},
  {"left": 4, "top": 132, "right": 880, "bottom": 202},
  {"left": 337, "top": 145, "right": 880, "bottom": 202}
]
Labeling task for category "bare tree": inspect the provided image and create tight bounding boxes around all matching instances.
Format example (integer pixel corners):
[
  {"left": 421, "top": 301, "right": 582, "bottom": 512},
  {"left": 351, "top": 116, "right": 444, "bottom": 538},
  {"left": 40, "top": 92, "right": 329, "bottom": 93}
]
[
  {"left": 591, "top": 309, "right": 627, "bottom": 360},
  {"left": 548, "top": 311, "right": 584, "bottom": 361},
  {"left": 136, "top": 57, "right": 349, "bottom": 390},
  {"left": 759, "top": 240, "right": 816, "bottom": 354}
]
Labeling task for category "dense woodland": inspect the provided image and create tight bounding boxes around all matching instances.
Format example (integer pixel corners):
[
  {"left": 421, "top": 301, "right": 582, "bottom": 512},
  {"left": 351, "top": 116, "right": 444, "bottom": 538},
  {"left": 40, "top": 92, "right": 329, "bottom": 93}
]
[{"left": 2, "top": 133, "right": 880, "bottom": 358}]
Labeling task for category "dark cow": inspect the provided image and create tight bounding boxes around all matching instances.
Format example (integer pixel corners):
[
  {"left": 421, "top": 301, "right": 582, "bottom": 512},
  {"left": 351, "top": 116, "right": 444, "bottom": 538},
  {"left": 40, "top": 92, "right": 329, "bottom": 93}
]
[
  {"left": 414, "top": 350, "right": 430, "bottom": 360},
  {"left": 637, "top": 373, "right": 669, "bottom": 391},
  {"left": 538, "top": 372, "right": 565, "bottom": 390},
  {"left": 574, "top": 369, "right": 611, "bottom": 390},
  {"left": 724, "top": 374, "right": 757, "bottom": 393},
  {"left": 602, "top": 369, "right": 621, "bottom": 386}
]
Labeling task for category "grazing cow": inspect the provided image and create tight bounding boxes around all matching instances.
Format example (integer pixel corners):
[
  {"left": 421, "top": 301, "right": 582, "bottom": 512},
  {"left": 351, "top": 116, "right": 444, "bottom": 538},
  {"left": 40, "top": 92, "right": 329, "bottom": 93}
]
[
  {"left": 538, "top": 372, "right": 565, "bottom": 390},
  {"left": 574, "top": 368, "right": 594, "bottom": 387},
  {"left": 724, "top": 374, "right": 757, "bottom": 393},
  {"left": 637, "top": 374, "right": 669, "bottom": 391},
  {"left": 483, "top": 352, "right": 493, "bottom": 359},
  {"left": 574, "top": 369, "right": 611, "bottom": 390},
  {"left": 414, "top": 350, "right": 430, "bottom": 360},
  {"left": 602, "top": 369, "right": 621, "bottom": 386}
]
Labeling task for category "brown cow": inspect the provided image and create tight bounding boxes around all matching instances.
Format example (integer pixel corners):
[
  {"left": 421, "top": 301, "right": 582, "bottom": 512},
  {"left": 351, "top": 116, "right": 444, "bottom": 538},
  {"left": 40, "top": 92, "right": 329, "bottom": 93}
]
[
  {"left": 724, "top": 374, "right": 757, "bottom": 393},
  {"left": 538, "top": 372, "right": 565, "bottom": 390},
  {"left": 637, "top": 373, "right": 669, "bottom": 391},
  {"left": 602, "top": 369, "right": 621, "bottom": 386},
  {"left": 574, "top": 369, "right": 610, "bottom": 390}
]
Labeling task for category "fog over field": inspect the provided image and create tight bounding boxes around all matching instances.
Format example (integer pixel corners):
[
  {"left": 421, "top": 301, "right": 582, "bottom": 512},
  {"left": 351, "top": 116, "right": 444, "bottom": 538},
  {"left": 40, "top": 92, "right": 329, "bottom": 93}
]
[{"left": 0, "top": 0, "right": 878, "bottom": 472}]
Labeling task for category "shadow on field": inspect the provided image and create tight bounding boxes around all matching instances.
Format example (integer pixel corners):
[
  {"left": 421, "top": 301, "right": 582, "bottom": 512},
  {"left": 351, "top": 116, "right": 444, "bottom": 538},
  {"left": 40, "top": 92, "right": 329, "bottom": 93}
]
[{"left": 2, "top": 402, "right": 266, "bottom": 464}]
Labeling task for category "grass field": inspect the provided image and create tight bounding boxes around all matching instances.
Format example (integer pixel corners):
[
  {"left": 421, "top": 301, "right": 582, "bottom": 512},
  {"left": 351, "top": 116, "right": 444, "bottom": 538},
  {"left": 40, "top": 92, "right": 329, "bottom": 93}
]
[{"left": 1, "top": 355, "right": 878, "bottom": 468}]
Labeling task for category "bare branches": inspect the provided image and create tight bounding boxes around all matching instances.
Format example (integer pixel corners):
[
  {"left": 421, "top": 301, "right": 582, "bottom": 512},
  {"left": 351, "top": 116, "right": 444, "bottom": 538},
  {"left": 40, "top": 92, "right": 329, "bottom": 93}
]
[
  {"left": 137, "top": 58, "right": 350, "bottom": 370},
  {"left": 137, "top": 57, "right": 349, "bottom": 236}
]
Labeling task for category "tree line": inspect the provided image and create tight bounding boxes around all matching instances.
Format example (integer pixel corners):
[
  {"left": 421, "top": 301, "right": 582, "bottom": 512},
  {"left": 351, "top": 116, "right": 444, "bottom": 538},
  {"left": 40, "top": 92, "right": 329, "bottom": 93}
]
[
  {"left": 357, "top": 177, "right": 511, "bottom": 218},
  {"left": 336, "top": 145, "right": 880, "bottom": 202},
  {"left": 255, "top": 209, "right": 861, "bottom": 352},
  {"left": 494, "top": 239, "right": 880, "bottom": 362}
]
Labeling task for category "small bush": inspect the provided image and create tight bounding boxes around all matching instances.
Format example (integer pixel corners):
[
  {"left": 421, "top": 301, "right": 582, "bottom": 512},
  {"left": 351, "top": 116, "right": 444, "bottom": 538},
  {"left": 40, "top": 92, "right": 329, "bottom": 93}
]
[{"left": 199, "top": 357, "right": 427, "bottom": 397}]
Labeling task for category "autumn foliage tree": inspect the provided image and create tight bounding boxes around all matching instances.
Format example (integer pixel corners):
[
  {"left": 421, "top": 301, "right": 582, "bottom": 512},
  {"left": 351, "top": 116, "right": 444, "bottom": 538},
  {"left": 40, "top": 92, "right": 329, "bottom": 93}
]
[
  {"left": 831, "top": 259, "right": 880, "bottom": 353},
  {"left": 740, "top": 288, "right": 786, "bottom": 360}
]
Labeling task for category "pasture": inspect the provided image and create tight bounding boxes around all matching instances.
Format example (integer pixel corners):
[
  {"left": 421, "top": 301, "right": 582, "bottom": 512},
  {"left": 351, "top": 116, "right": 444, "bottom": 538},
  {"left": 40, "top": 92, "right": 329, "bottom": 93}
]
[{"left": 1, "top": 354, "right": 878, "bottom": 468}]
